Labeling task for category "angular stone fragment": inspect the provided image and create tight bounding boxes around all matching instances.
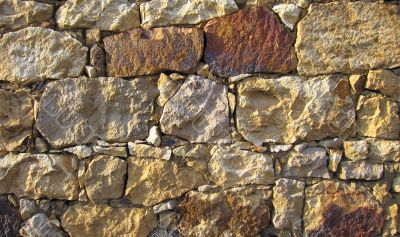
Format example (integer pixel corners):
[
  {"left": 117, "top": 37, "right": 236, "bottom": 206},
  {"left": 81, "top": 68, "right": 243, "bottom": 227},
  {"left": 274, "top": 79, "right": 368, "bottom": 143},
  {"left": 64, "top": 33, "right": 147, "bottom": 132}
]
[
  {"left": 178, "top": 188, "right": 271, "bottom": 237},
  {"left": 296, "top": 2, "right": 400, "bottom": 76},
  {"left": 0, "top": 198, "right": 21, "bottom": 237},
  {"left": 20, "top": 213, "right": 66, "bottom": 237},
  {"left": 36, "top": 77, "right": 158, "bottom": 148},
  {"left": 0, "top": 27, "right": 87, "bottom": 84},
  {"left": 104, "top": 27, "right": 203, "bottom": 77},
  {"left": 0, "top": 89, "right": 33, "bottom": 151},
  {"left": 208, "top": 146, "right": 274, "bottom": 188},
  {"left": 61, "top": 204, "right": 157, "bottom": 237},
  {"left": 93, "top": 146, "right": 127, "bottom": 157},
  {"left": 272, "top": 178, "right": 304, "bottom": 230},
  {"left": 126, "top": 158, "right": 205, "bottom": 206},
  {"left": 128, "top": 143, "right": 171, "bottom": 161},
  {"left": 56, "top": 0, "right": 140, "bottom": 31},
  {"left": 85, "top": 156, "right": 127, "bottom": 201},
  {"left": 272, "top": 3, "right": 301, "bottom": 30},
  {"left": 357, "top": 95, "right": 399, "bottom": 139},
  {"left": 343, "top": 140, "right": 369, "bottom": 160},
  {"left": 157, "top": 73, "right": 184, "bottom": 107},
  {"left": 204, "top": 7, "right": 296, "bottom": 77},
  {"left": 338, "top": 161, "right": 383, "bottom": 181},
  {"left": 382, "top": 203, "right": 398, "bottom": 236},
  {"left": 0, "top": 153, "right": 78, "bottom": 200},
  {"left": 304, "top": 180, "right": 384, "bottom": 236},
  {"left": 366, "top": 70, "right": 400, "bottom": 101},
  {"left": 141, "top": 0, "right": 238, "bottom": 28},
  {"left": 160, "top": 76, "right": 231, "bottom": 143},
  {"left": 368, "top": 139, "right": 400, "bottom": 163},
  {"left": 328, "top": 149, "right": 342, "bottom": 172},
  {"left": 237, "top": 75, "right": 355, "bottom": 145},
  {"left": 64, "top": 145, "right": 93, "bottom": 159},
  {"left": 90, "top": 44, "right": 106, "bottom": 77}
]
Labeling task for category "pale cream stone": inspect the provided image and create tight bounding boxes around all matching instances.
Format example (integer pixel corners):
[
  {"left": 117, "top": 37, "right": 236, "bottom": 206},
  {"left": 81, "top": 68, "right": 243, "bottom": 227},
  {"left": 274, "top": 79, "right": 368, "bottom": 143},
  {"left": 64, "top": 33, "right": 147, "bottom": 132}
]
[
  {"left": 338, "top": 160, "right": 383, "bottom": 180},
  {"left": 146, "top": 126, "right": 161, "bottom": 146},
  {"left": 366, "top": 70, "right": 400, "bottom": 101},
  {"left": 328, "top": 149, "right": 342, "bottom": 173},
  {"left": 382, "top": 204, "right": 399, "bottom": 236},
  {"left": 157, "top": 73, "right": 183, "bottom": 107},
  {"left": 20, "top": 213, "right": 66, "bottom": 237},
  {"left": 343, "top": 140, "right": 369, "bottom": 160},
  {"left": 272, "top": 3, "right": 301, "bottom": 30},
  {"left": 64, "top": 145, "right": 93, "bottom": 159},
  {"left": 93, "top": 145, "right": 127, "bottom": 157},
  {"left": 128, "top": 143, "right": 171, "bottom": 161},
  {"left": 368, "top": 139, "right": 400, "bottom": 163}
]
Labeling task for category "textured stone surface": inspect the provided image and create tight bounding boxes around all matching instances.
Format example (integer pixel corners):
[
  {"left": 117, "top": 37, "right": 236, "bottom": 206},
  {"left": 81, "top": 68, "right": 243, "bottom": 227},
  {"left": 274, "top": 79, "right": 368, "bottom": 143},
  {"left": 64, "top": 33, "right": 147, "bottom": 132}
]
[
  {"left": 140, "top": 0, "right": 238, "bottom": 28},
  {"left": 208, "top": 146, "right": 274, "bottom": 188},
  {"left": 20, "top": 213, "right": 66, "bottom": 237},
  {"left": 273, "top": 178, "right": 304, "bottom": 230},
  {"left": 36, "top": 77, "right": 158, "bottom": 148},
  {"left": 237, "top": 75, "right": 355, "bottom": 145},
  {"left": 56, "top": 0, "right": 140, "bottom": 31},
  {"left": 85, "top": 156, "right": 127, "bottom": 201},
  {"left": 126, "top": 158, "right": 205, "bottom": 206},
  {"left": 304, "top": 181, "right": 384, "bottom": 236},
  {"left": 178, "top": 188, "right": 271, "bottom": 237},
  {"left": 272, "top": 3, "right": 301, "bottom": 30},
  {"left": 368, "top": 139, "right": 400, "bottom": 163},
  {"left": 0, "top": 153, "right": 78, "bottom": 200},
  {"left": 160, "top": 76, "right": 231, "bottom": 143},
  {"left": 338, "top": 161, "right": 383, "bottom": 180},
  {"left": 366, "top": 70, "right": 400, "bottom": 101},
  {"left": 104, "top": 27, "right": 203, "bottom": 77},
  {"left": 0, "top": 0, "right": 54, "bottom": 32},
  {"left": 157, "top": 73, "right": 184, "bottom": 107},
  {"left": 0, "top": 89, "right": 33, "bottom": 152},
  {"left": 0, "top": 199, "right": 21, "bottom": 237},
  {"left": 90, "top": 44, "right": 106, "bottom": 77},
  {"left": 357, "top": 95, "right": 399, "bottom": 139},
  {"left": 61, "top": 204, "right": 157, "bottom": 237},
  {"left": 343, "top": 140, "right": 369, "bottom": 160},
  {"left": 0, "top": 27, "right": 87, "bottom": 84},
  {"left": 204, "top": 6, "right": 296, "bottom": 77},
  {"left": 128, "top": 143, "right": 171, "bottom": 160},
  {"left": 296, "top": 2, "right": 400, "bottom": 76}
]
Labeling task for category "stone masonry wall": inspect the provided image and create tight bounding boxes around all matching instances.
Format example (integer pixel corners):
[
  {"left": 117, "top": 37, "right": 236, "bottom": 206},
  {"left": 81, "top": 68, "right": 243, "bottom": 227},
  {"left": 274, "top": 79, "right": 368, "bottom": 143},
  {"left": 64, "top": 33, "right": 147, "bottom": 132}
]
[{"left": 0, "top": 0, "right": 400, "bottom": 236}]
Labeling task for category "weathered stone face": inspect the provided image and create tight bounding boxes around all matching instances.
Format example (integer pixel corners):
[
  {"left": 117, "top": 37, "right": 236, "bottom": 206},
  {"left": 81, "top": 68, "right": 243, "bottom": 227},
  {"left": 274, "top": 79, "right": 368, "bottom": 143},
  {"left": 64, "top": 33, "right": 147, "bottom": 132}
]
[
  {"left": 236, "top": 75, "right": 355, "bottom": 145},
  {"left": 36, "top": 77, "right": 158, "bottom": 148},
  {"left": 125, "top": 158, "right": 205, "bottom": 206},
  {"left": 204, "top": 7, "right": 296, "bottom": 77},
  {"left": 140, "top": 0, "right": 238, "bottom": 28},
  {"left": 104, "top": 27, "right": 203, "bottom": 77},
  {"left": 0, "top": 27, "right": 87, "bottom": 84},
  {"left": 343, "top": 140, "right": 369, "bottom": 161},
  {"left": 338, "top": 161, "right": 383, "bottom": 181},
  {"left": 61, "top": 204, "right": 157, "bottom": 237},
  {"left": 304, "top": 181, "right": 384, "bottom": 237},
  {"left": 367, "top": 139, "right": 400, "bottom": 163},
  {"left": 366, "top": 70, "right": 400, "bottom": 101},
  {"left": 0, "top": 199, "right": 21, "bottom": 237},
  {"left": 0, "top": 153, "right": 79, "bottom": 200},
  {"left": 20, "top": 213, "right": 66, "bottom": 237},
  {"left": 0, "top": 89, "right": 33, "bottom": 152},
  {"left": 296, "top": 2, "right": 400, "bottom": 76},
  {"left": 160, "top": 76, "right": 231, "bottom": 143}
]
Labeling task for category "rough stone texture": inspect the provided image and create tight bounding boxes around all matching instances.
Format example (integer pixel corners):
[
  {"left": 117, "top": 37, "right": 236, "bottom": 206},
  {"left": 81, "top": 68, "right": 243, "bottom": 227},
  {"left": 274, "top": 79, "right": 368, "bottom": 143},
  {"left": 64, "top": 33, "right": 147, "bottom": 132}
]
[
  {"left": 272, "top": 3, "right": 301, "bottom": 30},
  {"left": 56, "top": 0, "right": 140, "bottom": 31},
  {"left": 272, "top": 178, "right": 304, "bottom": 230},
  {"left": 343, "top": 140, "right": 369, "bottom": 160},
  {"left": 157, "top": 73, "right": 184, "bottom": 107},
  {"left": 20, "top": 213, "right": 66, "bottom": 237},
  {"left": 357, "top": 95, "right": 399, "bottom": 139},
  {"left": 104, "top": 27, "right": 203, "bottom": 77},
  {"left": 126, "top": 158, "right": 205, "bottom": 206},
  {"left": 90, "top": 44, "right": 106, "bottom": 77},
  {"left": 85, "top": 156, "right": 127, "bottom": 201},
  {"left": 296, "top": 2, "right": 400, "bottom": 76},
  {"left": 160, "top": 76, "right": 231, "bottom": 143},
  {"left": 368, "top": 139, "right": 400, "bottom": 163},
  {"left": 61, "top": 204, "right": 157, "bottom": 237},
  {"left": 366, "top": 70, "right": 400, "bottom": 101},
  {"left": 204, "top": 6, "right": 296, "bottom": 77},
  {"left": 237, "top": 75, "right": 355, "bottom": 145},
  {"left": 328, "top": 149, "right": 342, "bottom": 172},
  {"left": 140, "top": 0, "right": 238, "bottom": 28},
  {"left": 128, "top": 143, "right": 172, "bottom": 160},
  {"left": 208, "top": 146, "right": 274, "bottom": 188},
  {"left": 36, "top": 77, "right": 158, "bottom": 148},
  {"left": 338, "top": 161, "right": 383, "bottom": 181},
  {"left": 0, "top": 153, "right": 78, "bottom": 200},
  {"left": 0, "top": 199, "right": 21, "bottom": 237},
  {"left": 0, "top": 27, "right": 87, "bottom": 84},
  {"left": 178, "top": 188, "right": 271, "bottom": 237},
  {"left": 304, "top": 180, "right": 384, "bottom": 236},
  {"left": 0, "top": 0, "right": 54, "bottom": 32},
  {"left": 0, "top": 89, "right": 33, "bottom": 152}
]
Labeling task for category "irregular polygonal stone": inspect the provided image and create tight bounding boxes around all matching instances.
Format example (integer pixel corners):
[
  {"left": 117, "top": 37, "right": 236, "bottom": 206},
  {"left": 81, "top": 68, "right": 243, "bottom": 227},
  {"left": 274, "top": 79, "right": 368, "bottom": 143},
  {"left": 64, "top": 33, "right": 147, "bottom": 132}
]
[
  {"left": 141, "top": 0, "right": 238, "bottom": 28},
  {"left": 157, "top": 73, "right": 184, "bottom": 107},
  {"left": 0, "top": 89, "right": 33, "bottom": 152},
  {"left": 0, "top": 27, "right": 87, "bottom": 84},
  {"left": 304, "top": 180, "right": 384, "bottom": 236},
  {"left": 368, "top": 139, "right": 400, "bottom": 163},
  {"left": 160, "top": 76, "right": 231, "bottom": 143},
  {"left": 20, "top": 213, "right": 67, "bottom": 237},
  {"left": 178, "top": 188, "right": 271, "bottom": 237},
  {"left": 36, "top": 77, "right": 158, "bottom": 148},
  {"left": 0, "top": 198, "right": 21, "bottom": 237},
  {"left": 237, "top": 75, "right": 355, "bottom": 145},
  {"left": 204, "top": 6, "right": 296, "bottom": 77},
  {"left": 93, "top": 146, "right": 127, "bottom": 157},
  {"left": 128, "top": 143, "right": 171, "bottom": 161},
  {"left": 296, "top": 2, "right": 400, "bottom": 76},
  {"left": 64, "top": 145, "right": 93, "bottom": 159},
  {"left": 366, "top": 70, "right": 400, "bottom": 101},
  {"left": 208, "top": 146, "right": 274, "bottom": 188},
  {"left": 85, "top": 156, "right": 127, "bottom": 201},
  {"left": 0, "top": 153, "right": 78, "bottom": 200},
  {"left": 357, "top": 95, "right": 399, "bottom": 139},
  {"left": 338, "top": 161, "right": 383, "bottom": 181},
  {"left": 272, "top": 178, "right": 304, "bottom": 230},
  {"left": 0, "top": 0, "right": 54, "bottom": 32},
  {"left": 272, "top": 3, "right": 301, "bottom": 30},
  {"left": 328, "top": 149, "right": 342, "bottom": 172},
  {"left": 126, "top": 158, "right": 205, "bottom": 206},
  {"left": 104, "top": 27, "right": 203, "bottom": 77},
  {"left": 61, "top": 204, "right": 157, "bottom": 237},
  {"left": 343, "top": 140, "right": 369, "bottom": 161},
  {"left": 56, "top": 0, "right": 140, "bottom": 31}
]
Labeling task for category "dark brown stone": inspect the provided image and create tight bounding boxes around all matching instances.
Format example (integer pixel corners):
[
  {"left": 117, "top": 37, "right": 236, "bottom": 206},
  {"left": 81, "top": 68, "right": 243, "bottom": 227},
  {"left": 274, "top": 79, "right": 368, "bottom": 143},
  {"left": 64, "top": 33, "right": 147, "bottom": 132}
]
[
  {"left": 90, "top": 44, "right": 106, "bottom": 77},
  {"left": 103, "top": 27, "right": 204, "bottom": 77},
  {"left": 204, "top": 6, "right": 296, "bottom": 78},
  {"left": 0, "top": 199, "right": 21, "bottom": 237}
]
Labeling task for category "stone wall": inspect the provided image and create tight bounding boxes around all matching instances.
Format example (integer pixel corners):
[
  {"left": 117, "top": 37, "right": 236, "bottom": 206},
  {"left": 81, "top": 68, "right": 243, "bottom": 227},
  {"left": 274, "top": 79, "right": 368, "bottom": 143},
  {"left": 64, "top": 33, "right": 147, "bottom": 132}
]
[{"left": 0, "top": 0, "right": 399, "bottom": 236}]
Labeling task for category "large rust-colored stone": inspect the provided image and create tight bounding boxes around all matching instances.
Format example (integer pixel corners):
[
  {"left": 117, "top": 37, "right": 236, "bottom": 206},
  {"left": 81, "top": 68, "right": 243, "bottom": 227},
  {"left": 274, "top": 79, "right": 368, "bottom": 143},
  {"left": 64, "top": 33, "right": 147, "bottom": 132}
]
[
  {"left": 104, "top": 27, "right": 203, "bottom": 77},
  {"left": 0, "top": 198, "right": 21, "bottom": 237},
  {"left": 204, "top": 6, "right": 296, "bottom": 78}
]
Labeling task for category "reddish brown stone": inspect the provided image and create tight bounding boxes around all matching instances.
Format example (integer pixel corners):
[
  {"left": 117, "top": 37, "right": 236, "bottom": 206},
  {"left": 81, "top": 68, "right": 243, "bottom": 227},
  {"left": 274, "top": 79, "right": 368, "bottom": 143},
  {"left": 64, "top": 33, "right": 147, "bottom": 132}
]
[
  {"left": 0, "top": 198, "right": 21, "bottom": 237},
  {"left": 204, "top": 6, "right": 296, "bottom": 78},
  {"left": 104, "top": 27, "right": 204, "bottom": 77}
]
